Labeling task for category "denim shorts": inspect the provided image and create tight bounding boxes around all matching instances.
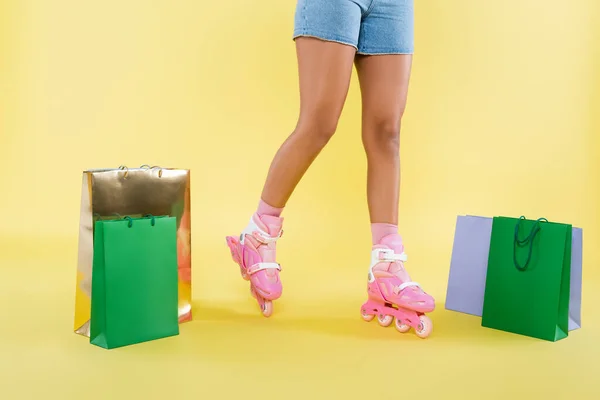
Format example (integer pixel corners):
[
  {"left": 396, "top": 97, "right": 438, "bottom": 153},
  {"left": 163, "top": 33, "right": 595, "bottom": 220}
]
[{"left": 293, "top": 0, "right": 414, "bottom": 55}]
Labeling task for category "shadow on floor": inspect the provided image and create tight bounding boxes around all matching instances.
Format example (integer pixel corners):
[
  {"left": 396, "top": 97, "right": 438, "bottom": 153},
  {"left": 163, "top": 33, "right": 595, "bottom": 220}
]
[{"left": 189, "top": 299, "right": 537, "bottom": 346}]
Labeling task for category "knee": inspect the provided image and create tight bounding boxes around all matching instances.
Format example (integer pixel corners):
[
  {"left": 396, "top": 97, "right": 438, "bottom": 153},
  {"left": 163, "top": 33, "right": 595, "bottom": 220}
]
[
  {"left": 363, "top": 114, "right": 403, "bottom": 155},
  {"left": 297, "top": 109, "right": 340, "bottom": 147}
]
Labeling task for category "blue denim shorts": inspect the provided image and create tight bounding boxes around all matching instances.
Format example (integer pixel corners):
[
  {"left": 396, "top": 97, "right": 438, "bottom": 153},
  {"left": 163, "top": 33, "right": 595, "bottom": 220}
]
[{"left": 293, "top": 0, "right": 414, "bottom": 55}]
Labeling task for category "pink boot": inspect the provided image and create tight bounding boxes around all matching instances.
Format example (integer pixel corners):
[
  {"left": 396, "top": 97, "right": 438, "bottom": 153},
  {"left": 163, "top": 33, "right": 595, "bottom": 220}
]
[
  {"left": 226, "top": 213, "right": 284, "bottom": 317},
  {"left": 360, "top": 234, "right": 435, "bottom": 338}
]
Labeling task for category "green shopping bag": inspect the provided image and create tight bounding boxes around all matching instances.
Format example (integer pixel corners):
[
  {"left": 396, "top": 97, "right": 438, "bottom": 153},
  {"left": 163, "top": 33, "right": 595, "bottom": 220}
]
[
  {"left": 482, "top": 216, "right": 572, "bottom": 341},
  {"left": 90, "top": 215, "right": 179, "bottom": 349}
]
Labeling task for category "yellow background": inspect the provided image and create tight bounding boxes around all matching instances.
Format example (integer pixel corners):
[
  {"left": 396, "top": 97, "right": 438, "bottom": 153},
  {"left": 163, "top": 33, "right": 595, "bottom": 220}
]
[{"left": 1, "top": 0, "right": 599, "bottom": 398}]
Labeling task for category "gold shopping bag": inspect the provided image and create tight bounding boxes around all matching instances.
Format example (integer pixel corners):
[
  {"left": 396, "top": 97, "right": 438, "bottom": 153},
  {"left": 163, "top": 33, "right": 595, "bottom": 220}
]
[{"left": 74, "top": 165, "right": 192, "bottom": 336}]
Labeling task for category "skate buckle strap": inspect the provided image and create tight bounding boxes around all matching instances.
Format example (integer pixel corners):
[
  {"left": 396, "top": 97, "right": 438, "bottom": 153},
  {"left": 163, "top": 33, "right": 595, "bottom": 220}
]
[
  {"left": 368, "top": 249, "right": 408, "bottom": 283},
  {"left": 247, "top": 262, "right": 282, "bottom": 275},
  {"left": 251, "top": 229, "right": 282, "bottom": 244},
  {"left": 376, "top": 248, "right": 407, "bottom": 263},
  {"left": 240, "top": 217, "right": 283, "bottom": 245},
  {"left": 393, "top": 282, "right": 421, "bottom": 294}
]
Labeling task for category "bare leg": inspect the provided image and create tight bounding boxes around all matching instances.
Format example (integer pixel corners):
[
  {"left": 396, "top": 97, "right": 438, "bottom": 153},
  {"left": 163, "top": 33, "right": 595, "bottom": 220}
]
[
  {"left": 226, "top": 38, "right": 356, "bottom": 317},
  {"left": 260, "top": 37, "right": 356, "bottom": 208},
  {"left": 355, "top": 54, "right": 412, "bottom": 225}
]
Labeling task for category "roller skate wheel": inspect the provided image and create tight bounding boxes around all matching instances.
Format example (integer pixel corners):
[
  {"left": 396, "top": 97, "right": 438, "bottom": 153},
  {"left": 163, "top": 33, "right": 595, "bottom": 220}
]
[
  {"left": 261, "top": 300, "right": 273, "bottom": 318},
  {"left": 377, "top": 314, "right": 393, "bottom": 327},
  {"left": 361, "top": 308, "right": 375, "bottom": 322},
  {"left": 394, "top": 318, "right": 410, "bottom": 333},
  {"left": 415, "top": 315, "right": 432, "bottom": 339}
]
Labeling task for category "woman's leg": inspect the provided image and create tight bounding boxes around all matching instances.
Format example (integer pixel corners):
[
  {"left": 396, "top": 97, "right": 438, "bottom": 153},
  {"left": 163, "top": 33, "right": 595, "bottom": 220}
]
[
  {"left": 355, "top": 54, "right": 412, "bottom": 231},
  {"left": 357, "top": 54, "right": 435, "bottom": 337},
  {"left": 356, "top": 53, "right": 413, "bottom": 274},
  {"left": 356, "top": 54, "right": 415, "bottom": 276},
  {"left": 259, "top": 37, "right": 356, "bottom": 209},
  {"left": 226, "top": 37, "right": 357, "bottom": 317}
]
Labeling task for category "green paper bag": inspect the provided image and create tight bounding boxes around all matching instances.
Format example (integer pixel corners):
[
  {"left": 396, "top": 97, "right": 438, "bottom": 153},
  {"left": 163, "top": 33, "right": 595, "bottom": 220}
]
[
  {"left": 90, "top": 215, "right": 180, "bottom": 349},
  {"left": 482, "top": 216, "right": 572, "bottom": 341}
]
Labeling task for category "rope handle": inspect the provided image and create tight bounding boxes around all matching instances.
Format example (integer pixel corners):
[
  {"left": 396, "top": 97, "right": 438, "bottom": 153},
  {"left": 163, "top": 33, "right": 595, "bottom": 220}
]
[{"left": 513, "top": 216, "right": 548, "bottom": 271}]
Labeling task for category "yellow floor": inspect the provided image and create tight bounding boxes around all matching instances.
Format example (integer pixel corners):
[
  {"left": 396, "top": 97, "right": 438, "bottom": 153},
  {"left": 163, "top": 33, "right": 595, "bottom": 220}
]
[{"left": 1, "top": 236, "right": 598, "bottom": 399}]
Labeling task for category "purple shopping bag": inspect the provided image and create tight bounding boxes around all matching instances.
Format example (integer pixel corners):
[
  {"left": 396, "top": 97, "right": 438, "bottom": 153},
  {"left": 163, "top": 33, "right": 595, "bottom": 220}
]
[{"left": 445, "top": 215, "right": 583, "bottom": 331}]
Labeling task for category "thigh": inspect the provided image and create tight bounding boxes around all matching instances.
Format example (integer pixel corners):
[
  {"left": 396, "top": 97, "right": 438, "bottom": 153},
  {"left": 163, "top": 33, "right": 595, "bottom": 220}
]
[
  {"left": 355, "top": 54, "right": 412, "bottom": 133},
  {"left": 296, "top": 37, "right": 356, "bottom": 128},
  {"left": 357, "top": 0, "right": 415, "bottom": 55},
  {"left": 293, "top": 0, "right": 365, "bottom": 50}
]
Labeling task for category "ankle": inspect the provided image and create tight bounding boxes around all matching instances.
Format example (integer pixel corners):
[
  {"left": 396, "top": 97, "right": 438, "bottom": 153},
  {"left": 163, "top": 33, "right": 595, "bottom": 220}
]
[
  {"left": 371, "top": 223, "right": 398, "bottom": 245},
  {"left": 257, "top": 198, "right": 284, "bottom": 218}
]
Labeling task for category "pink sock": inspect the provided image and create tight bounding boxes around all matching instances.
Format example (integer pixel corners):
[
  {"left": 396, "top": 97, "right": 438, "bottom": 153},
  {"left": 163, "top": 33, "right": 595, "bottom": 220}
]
[
  {"left": 371, "top": 223, "right": 398, "bottom": 245},
  {"left": 257, "top": 198, "right": 284, "bottom": 218}
]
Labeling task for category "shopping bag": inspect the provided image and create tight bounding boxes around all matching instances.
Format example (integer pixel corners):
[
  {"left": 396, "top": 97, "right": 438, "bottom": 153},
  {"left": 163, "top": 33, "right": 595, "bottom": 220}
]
[
  {"left": 445, "top": 215, "right": 582, "bottom": 331},
  {"left": 445, "top": 215, "right": 493, "bottom": 317},
  {"left": 481, "top": 216, "right": 572, "bottom": 341},
  {"left": 90, "top": 215, "right": 179, "bottom": 349},
  {"left": 74, "top": 165, "right": 191, "bottom": 337}
]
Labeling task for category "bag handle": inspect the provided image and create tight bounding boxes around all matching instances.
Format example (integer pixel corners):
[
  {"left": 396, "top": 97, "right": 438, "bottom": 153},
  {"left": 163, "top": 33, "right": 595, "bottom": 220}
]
[
  {"left": 92, "top": 213, "right": 156, "bottom": 227},
  {"left": 513, "top": 216, "right": 548, "bottom": 271},
  {"left": 123, "top": 214, "right": 157, "bottom": 228},
  {"left": 118, "top": 165, "right": 164, "bottom": 178}
]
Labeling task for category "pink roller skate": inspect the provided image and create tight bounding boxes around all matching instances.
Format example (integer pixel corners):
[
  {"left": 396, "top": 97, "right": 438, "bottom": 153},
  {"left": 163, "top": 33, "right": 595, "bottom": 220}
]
[
  {"left": 225, "top": 213, "right": 284, "bottom": 317},
  {"left": 360, "top": 234, "right": 435, "bottom": 338}
]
